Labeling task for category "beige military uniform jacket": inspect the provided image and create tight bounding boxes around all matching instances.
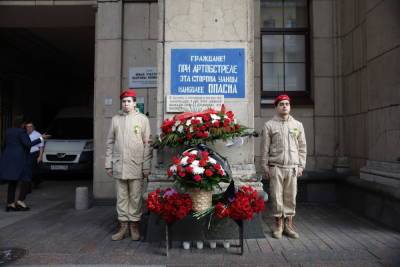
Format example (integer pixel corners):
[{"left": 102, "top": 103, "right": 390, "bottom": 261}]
[
  {"left": 261, "top": 115, "right": 307, "bottom": 173},
  {"left": 105, "top": 110, "right": 152, "bottom": 180}
]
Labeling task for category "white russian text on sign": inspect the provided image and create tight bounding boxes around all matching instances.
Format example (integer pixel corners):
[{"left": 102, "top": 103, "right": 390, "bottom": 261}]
[
  {"left": 166, "top": 95, "right": 224, "bottom": 113},
  {"left": 129, "top": 67, "right": 157, "bottom": 88}
]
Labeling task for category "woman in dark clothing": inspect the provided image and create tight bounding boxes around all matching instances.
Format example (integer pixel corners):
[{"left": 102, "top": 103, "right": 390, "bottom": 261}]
[{"left": 0, "top": 118, "right": 48, "bottom": 211}]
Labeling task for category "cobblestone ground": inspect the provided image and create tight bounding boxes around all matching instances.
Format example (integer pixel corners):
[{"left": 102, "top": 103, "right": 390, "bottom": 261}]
[{"left": 1, "top": 181, "right": 400, "bottom": 266}]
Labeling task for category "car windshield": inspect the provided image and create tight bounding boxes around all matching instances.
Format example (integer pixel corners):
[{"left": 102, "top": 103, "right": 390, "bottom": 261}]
[{"left": 47, "top": 118, "right": 93, "bottom": 139}]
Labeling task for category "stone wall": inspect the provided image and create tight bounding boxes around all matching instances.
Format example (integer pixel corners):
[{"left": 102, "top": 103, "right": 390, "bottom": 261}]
[
  {"left": 338, "top": 0, "right": 400, "bottom": 175},
  {"left": 254, "top": 0, "right": 338, "bottom": 173},
  {"left": 93, "top": 1, "right": 158, "bottom": 199}
]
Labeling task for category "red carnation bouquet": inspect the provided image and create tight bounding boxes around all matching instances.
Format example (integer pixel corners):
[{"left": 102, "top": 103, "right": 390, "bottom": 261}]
[
  {"left": 147, "top": 188, "right": 193, "bottom": 224},
  {"left": 214, "top": 186, "right": 265, "bottom": 221},
  {"left": 167, "top": 149, "right": 230, "bottom": 191},
  {"left": 156, "top": 104, "right": 247, "bottom": 148}
]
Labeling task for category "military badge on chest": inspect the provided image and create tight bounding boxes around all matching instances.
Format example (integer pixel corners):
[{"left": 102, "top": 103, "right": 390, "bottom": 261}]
[
  {"left": 290, "top": 128, "right": 299, "bottom": 138},
  {"left": 134, "top": 125, "right": 140, "bottom": 134}
]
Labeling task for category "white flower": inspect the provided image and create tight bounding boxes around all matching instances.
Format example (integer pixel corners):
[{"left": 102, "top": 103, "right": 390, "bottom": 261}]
[
  {"left": 210, "top": 114, "right": 220, "bottom": 121},
  {"left": 169, "top": 165, "right": 177, "bottom": 172},
  {"left": 174, "top": 120, "right": 181, "bottom": 126},
  {"left": 193, "top": 166, "right": 205, "bottom": 175},
  {"left": 233, "top": 119, "right": 237, "bottom": 124},
  {"left": 186, "top": 119, "right": 192, "bottom": 126},
  {"left": 207, "top": 157, "right": 217, "bottom": 164},
  {"left": 180, "top": 156, "right": 189, "bottom": 165},
  {"left": 189, "top": 150, "right": 198, "bottom": 155},
  {"left": 191, "top": 160, "right": 200, "bottom": 167},
  {"left": 189, "top": 126, "right": 194, "bottom": 133},
  {"left": 172, "top": 126, "right": 176, "bottom": 131},
  {"left": 177, "top": 125, "right": 184, "bottom": 133},
  {"left": 195, "top": 117, "right": 203, "bottom": 123}
]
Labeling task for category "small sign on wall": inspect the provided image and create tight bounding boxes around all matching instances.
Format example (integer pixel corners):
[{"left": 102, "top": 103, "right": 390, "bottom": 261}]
[
  {"left": 166, "top": 95, "right": 224, "bottom": 113},
  {"left": 129, "top": 67, "right": 157, "bottom": 88}
]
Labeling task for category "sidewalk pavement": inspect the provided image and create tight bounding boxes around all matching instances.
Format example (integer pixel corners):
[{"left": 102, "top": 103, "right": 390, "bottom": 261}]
[{"left": 1, "top": 180, "right": 400, "bottom": 266}]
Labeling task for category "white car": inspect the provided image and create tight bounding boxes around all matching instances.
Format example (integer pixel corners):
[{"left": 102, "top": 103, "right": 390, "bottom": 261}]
[{"left": 40, "top": 107, "right": 93, "bottom": 175}]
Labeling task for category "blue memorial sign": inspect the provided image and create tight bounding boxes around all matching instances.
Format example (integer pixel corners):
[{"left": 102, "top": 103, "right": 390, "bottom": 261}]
[{"left": 171, "top": 48, "right": 245, "bottom": 98}]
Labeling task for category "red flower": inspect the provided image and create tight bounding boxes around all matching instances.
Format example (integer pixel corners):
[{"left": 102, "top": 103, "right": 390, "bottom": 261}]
[
  {"left": 199, "top": 159, "right": 207, "bottom": 167},
  {"left": 223, "top": 118, "right": 231, "bottom": 126},
  {"left": 161, "top": 119, "right": 175, "bottom": 134},
  {"left": 187, "top": 156, "right": 195, "bottom": 164},
  {"left": 202, "top": 115, "right": 211, "bottom": 122},
  {"left": 177, "top": 165, "right": 183, "bottom": 172},
  {"left": 191, "top": 119, "right": 201, "bottom": 125},
  {"left": 193, "top": 175, "right": 202, "bottom": 182},
  {"left": 186, "top": 133, "right": 193, "bottom": 140},
  {"left": 213, "top": 164, "right": 222, "bottom": 170},
  {"left": 167, "top": 169, "right": 173, "bottom": 176},
  {"left": 195, "top": 132, "right": 203, "bottom": 138},
  {"left": 213, "top": 121, "right": 221, "bottom": 127},
  {"left": 201, "top": 151, "right": 209, "bottom": 158},
  {"left": 215, "top": 202, "right": 229, "bottom": 219},
  {"left": 172, "top": 156, "right": 180, "bottom": 165},
  {"left": 178, "top": 171, "right": 186, "bottom": 177},
  {"left": 226, "top": 111, "right": 234, "bottom": 119},
  {"left": 205, "top": 169, "right": 213, "bottom": 177},
  {"left": 186, "top": 166, "right": 193, "bottom": 173}
]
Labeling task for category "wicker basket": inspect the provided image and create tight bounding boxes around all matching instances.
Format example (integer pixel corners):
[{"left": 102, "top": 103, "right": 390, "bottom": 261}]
[{"left": 187, "top": 189, "right": 213, "bottom": 212}]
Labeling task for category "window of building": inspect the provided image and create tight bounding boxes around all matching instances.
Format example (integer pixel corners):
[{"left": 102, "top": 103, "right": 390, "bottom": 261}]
[{"left": 261, "top": 0, "right": 310, "bottom": 102}]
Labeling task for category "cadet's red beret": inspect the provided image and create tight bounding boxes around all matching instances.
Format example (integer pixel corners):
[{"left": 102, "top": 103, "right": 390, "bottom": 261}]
[
  {"left": 274, "top": 94, "right": 290, "bottom": 105},
  {"left": 120, "top": 89, "right": 136, "bottom": 99}
]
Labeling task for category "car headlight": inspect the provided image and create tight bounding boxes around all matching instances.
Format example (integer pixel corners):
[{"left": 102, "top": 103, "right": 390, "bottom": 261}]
[{"left": 83, "top": 141, "right": 94, "bottom": 151}]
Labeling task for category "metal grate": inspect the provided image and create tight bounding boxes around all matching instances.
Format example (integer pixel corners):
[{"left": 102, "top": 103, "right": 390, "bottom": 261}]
[{"left": 46, "top": 154, "right": 77, "bottom": 162}]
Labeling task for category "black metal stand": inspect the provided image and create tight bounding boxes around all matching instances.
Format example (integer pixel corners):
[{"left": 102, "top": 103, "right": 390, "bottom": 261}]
[
  {"left": 165, "top": 223, "right": 173, "bottom": 257},
  {"left": 235, "top": 220, "right": 244, "bottom": 255}
]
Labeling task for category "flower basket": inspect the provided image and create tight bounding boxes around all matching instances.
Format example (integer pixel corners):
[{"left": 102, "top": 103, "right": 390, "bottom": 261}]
[
  {"left": 187, "top": 188, "right": 213, "bottom": 212},
  {"left": 167, "top": 148, "right": 230, "bottom": 191}
]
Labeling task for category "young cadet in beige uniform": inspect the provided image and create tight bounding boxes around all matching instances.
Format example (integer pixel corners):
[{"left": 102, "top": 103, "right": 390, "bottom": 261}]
[
  {"left": 261, "top": 94, "right": 307, "bottom": 239},
  {"left": 105, "top": 89, "right": 152, "bottom": 241}
]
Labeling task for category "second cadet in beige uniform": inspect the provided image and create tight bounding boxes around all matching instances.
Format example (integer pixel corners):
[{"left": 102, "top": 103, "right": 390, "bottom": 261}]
[
  {"left": 105, "top": 89, "right": 152, "bottom": 241},
  {"left": 261, "top": 94, "right": 307, "bottom": 239}
]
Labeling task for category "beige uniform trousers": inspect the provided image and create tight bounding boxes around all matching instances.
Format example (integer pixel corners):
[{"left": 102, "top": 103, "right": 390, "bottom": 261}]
[
  {"left": 269, "top": 166, "right": 298, "bottom": 218},
  {"left": 116, "top": 178, "right": 143, "bottom": 222}
]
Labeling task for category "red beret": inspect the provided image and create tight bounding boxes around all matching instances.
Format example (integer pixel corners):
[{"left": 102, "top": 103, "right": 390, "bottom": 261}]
[
  {"left": 274, "top": 94, "right": 290, "bottom": 105},
  {"left": 120, "top": 89, "right": 136, "bottom": 99}
]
